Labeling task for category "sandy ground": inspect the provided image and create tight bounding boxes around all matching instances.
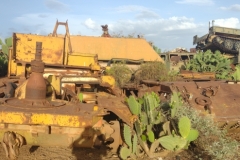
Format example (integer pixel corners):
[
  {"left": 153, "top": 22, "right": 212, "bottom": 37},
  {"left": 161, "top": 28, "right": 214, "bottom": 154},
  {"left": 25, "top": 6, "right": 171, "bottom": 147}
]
[{"left": 0, "top": 144, "right": 209, "bottom": 160}]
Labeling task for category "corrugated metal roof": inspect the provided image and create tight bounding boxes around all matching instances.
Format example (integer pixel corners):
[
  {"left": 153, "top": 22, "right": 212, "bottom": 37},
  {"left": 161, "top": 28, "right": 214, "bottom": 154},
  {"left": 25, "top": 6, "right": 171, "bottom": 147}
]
[{"left": 70, "top": 36, "right": 163, "bottom": 62}]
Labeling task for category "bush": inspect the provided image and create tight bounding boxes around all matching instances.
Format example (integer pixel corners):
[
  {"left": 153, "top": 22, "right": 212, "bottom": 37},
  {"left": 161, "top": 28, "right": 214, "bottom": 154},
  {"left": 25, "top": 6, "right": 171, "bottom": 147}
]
[
  {"left": 105, "top": 61, "right": 133, "bottom": 87},
  {"left": 0, "top": 53, "right": 8, "bottom": 77},
  {"left": 185, "top": 50, "right": 232, "bottom": 79},
  {"left": 175, "top": 105, "right": 240, "bottom": 159},
  {"left": 135, "top": 61, "right": 177, "bottom": 83}
]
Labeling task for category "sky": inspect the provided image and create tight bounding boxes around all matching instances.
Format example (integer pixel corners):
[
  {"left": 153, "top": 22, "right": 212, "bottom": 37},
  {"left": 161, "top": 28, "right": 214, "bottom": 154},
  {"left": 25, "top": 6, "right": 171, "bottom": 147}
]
[{"left": 0, "top": 0, "right": 240, "bottom": 51}]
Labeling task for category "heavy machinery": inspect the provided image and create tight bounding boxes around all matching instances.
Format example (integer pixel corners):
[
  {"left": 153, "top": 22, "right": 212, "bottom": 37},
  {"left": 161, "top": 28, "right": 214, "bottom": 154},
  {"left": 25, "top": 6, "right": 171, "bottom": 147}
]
[
  {"left": 0, "top": 20, "right": 163, "bottom": 159},
  {"left": 193, "top": 20, "right": 240, "bottom": 63},
  {"left": 1, "top": 20, "right": 240, "bottom": 159}
]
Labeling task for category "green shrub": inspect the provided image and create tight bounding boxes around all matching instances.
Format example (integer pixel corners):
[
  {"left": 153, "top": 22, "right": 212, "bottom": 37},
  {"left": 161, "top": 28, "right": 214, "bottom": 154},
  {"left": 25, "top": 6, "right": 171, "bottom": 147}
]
[
  {"left": 105, "top": 61, "right": 133, "bottom": 87},
  {"left": 185, "top": 50, "right": 232, "bottom": 79},
  {"left": 175, "top": 105, "right": 240, "bottom": 159},
  {"left": 135, "top": 61, "right": 177, "bottom": 83},
  {"left": 0, "top": 54, "right": 8, "bottom": 77}
]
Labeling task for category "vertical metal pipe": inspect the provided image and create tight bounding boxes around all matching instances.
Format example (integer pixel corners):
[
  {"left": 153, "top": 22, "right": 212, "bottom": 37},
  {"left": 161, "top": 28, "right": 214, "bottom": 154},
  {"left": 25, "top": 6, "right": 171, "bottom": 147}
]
[{"left": 25, "top": 42, "right": 46, "bottom": 100}]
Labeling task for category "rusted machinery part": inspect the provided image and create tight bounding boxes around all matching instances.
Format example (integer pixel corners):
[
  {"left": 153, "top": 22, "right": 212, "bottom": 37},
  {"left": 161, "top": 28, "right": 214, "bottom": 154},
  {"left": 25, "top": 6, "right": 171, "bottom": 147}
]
[
  {"left": 98, "top": 97, "right": 133, "bottom": 127},
  {"left": 141, "top": 79, "right": 161, "bottom": 85},
  {"left": 234, "top": 41, "right": 240, "bottom": 51},
  {"left": 195, "top": 97, "right": 212, "bottom": 106},
  {"left": 25, "top": 42, "right": 46, "bottom": 101},
  {"left": 213, "top": 36, "right": 239, "bottom": 54},
  {"left": 202, "top": 86, "right": 219, "bottom": 97},
  {"left": 4, "top": 82, "right": 17, "bottom": 98},
  {"left": 108, "top": 121, "right": 122, "bottom": 153},
  {"left": 218, "top": 121, "right": 240, "bottom": 141},
  {"left": 2, "top": 131, "right": 25, "bottom": 160},
  {"left": 223, "top": 39, "right": 234, "bottom": 50}
]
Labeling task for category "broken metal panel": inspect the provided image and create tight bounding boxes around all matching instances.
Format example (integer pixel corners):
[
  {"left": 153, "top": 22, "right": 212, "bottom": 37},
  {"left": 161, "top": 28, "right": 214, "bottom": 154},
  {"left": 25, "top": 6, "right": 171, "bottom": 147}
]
[
  {"left": 97, "top": 96, "right": 133, "bottom": 127},
  {"left": 164, "top": 81, "right": 240, "bottom": 122}
]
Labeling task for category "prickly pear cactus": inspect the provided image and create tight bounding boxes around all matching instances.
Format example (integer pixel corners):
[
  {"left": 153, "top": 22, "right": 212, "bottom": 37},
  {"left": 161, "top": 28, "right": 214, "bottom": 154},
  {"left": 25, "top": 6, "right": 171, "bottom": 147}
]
[
  {"left": 158, "top": 135, "right": 187, "bottom": 151},
  {"left": 120, "top": 147, "right": 131, "bottom": 160},
  {"left": 123, "top": 124, "right": 132, "bottom": 149},
  {"left": 186, "top": 129, "right": 199, "bottom": 142},
  {"left": 127, "top": 96, "right": 141, "bottom": 115},
  {"left": 232, "top": 65, "right": 240, "bottom": 81},
  {"left": 179, "top": 116, "right": 191, "bottom": 138},
  {"left": 120, "top": 124, "right": 138, "bottom": 160},
  {"left": 158, "top": 116, "right": 199, "bottom": 151},
  {"left": 170, "top": 91, "right": 183, "bottom": 118}
]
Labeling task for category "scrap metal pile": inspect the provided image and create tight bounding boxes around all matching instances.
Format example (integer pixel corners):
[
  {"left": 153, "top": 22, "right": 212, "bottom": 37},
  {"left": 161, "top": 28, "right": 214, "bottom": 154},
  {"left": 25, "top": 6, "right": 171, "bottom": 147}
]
[{"left": 0, "top": 20, "right": 239, "bottom": 159}]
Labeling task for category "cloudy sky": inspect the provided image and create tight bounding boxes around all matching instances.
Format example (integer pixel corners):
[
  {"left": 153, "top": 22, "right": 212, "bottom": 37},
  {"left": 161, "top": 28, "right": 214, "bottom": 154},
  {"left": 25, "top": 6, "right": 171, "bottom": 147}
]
[{"left": 1, "top": 0, "right": 240, "bottom": 51}]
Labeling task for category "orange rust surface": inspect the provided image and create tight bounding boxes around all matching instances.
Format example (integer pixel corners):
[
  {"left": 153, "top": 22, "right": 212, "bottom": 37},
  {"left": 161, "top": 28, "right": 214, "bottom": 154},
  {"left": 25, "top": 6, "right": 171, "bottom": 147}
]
[
  {"left": 165, "top": 81, "right": 240, "bottom": 122},
  {"left": 97, "top": 96, "right": 133, "bottom": 127},
  {"left": 70, "top": 36, "right": 163, "bottom": 62}
]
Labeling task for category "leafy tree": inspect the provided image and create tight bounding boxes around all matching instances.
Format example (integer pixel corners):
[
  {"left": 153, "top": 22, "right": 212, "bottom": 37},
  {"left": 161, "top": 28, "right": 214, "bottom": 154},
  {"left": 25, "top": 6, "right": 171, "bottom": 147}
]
[
  {"left": 153, "top": 45, "right": 161, "bottom": 55},
  {"left": 0, "top": 38, "right": 3, "bottom": 45},
  {"left": 0, "top": 37, "right": 12, "bottom": 77}
]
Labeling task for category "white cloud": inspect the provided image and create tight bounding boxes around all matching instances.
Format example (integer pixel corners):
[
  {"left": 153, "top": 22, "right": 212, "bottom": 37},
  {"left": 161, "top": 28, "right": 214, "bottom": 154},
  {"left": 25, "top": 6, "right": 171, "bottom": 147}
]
[
  {"left": 108, "top": 16, "right": 205, "bottom": 50},
  {"left": 175, "top": 0, "right": 214, "bottom": 5},
  {"left": 114, "top": 5, "right": 160, "bottom": 19},
  {"left": 82, "top": 18, "right": 98, "bottom": 30},
  {"left": 115, "top": 5, "right": 150, "bottom": 13},
  {"left": 12, "top": 13, "right": 102, "bottom": 36},
  {"left": 213, "top": 18, "right": 240, "bottom": 28},
  {"left": 136, "top": 10, "right": 160, "bottom": 19},
  {"left": 220, "top": 4, "right": 240, "bottom": 11},
  {"left": 12, "top": 11, "right": 240, "bottom": 51},
  {"left": 44, "top": 0, "right": 69, "bottom": 13}
]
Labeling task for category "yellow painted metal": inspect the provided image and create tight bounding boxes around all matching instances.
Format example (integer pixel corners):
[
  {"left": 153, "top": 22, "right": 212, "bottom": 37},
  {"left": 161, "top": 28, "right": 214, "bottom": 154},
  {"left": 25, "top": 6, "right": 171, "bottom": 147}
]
[
  {"left": 67, "top": 53, "right": 98, "bottom": 67},
  {"left": 30, "top": 114, "right": 81, "bottom": 127},
  {"left": 0, "top": 124, "right": 98, "bottom": 147},
  {"left": 100, "top": 75, "right": 115, "bottom": 87},
  {"left": 70, "top": 36, "right": 164, "bottom": 62},
  {"left": 14, "top": 33, "right": 64, "bottom": 64},
  {"left": 9, "top": 33, "right": 103, "bottom": 77},
  {"left": 90, "top": 63, "right": 101, "bottom": 70},
  {"left": 93, "top": 105, "right": 98, "bottom": 111},
  {"left": 0, "top": 111, "right": 102, "bottom": 128},
  {"left": 47, "top": 75, "right": 61, "bottom": 95},
  {"left": 0, "top": 112, "right": 26, "bottom": 124}
]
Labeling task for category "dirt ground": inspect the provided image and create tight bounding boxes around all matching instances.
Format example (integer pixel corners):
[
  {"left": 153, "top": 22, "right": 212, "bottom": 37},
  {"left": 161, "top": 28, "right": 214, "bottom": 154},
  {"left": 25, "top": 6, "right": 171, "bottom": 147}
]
[{"left": 0, "top": 144, "right": 210, "bottom": 160}]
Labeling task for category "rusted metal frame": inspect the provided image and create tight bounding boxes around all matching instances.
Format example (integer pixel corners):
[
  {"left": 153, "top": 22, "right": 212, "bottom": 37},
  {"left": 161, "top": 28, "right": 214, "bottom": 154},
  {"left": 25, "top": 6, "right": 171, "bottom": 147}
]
[
  {"left": 52, "top": 20, "right": 72, "bottom": 53},
  {"left": 7, "top": 47, "right": 13, "bottom": 78},
  {"left": 12, "top": 33, "right": 17, "bottom": 59}
]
